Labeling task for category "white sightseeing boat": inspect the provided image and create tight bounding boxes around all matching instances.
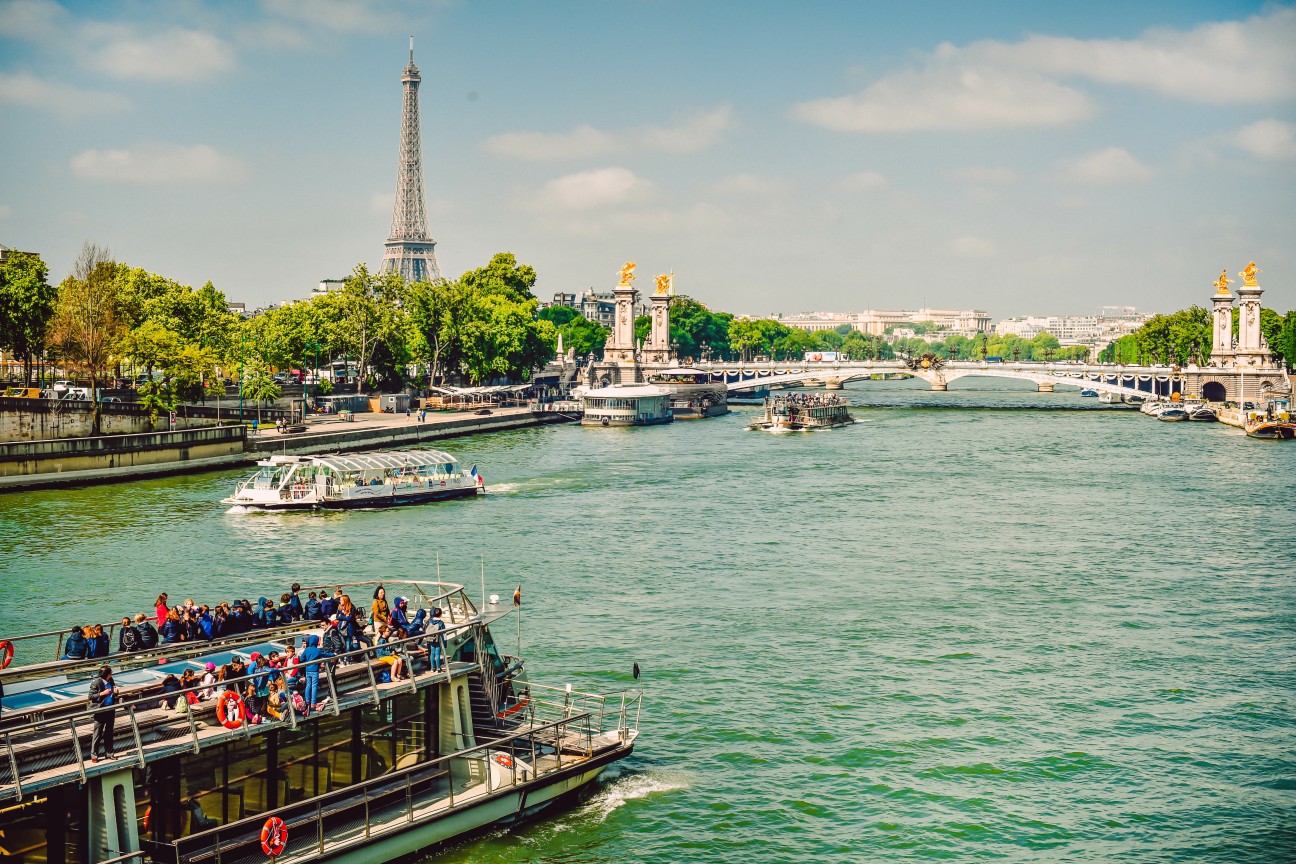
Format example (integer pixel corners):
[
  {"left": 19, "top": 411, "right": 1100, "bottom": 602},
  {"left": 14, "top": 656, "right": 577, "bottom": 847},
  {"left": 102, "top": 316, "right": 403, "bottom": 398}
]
[
  {"left": 748, "top": 394, "right": 853, "bottom": 432},
  {"left": 0, "top": 578, "right": 643, "bottom": 864},
  {"left": 223, "top": 450, "right": 484, "bottom": 511}
]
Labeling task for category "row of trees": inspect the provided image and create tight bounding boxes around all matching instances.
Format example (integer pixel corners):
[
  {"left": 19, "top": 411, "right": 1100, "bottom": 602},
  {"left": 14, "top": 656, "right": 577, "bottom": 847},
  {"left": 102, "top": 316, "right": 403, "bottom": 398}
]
[
  {"left": 0, "top": 245, "right": 557, "bottom": 433},
  {"left": 1097, "top": 305, "right": 1296, "bottom": 366}
]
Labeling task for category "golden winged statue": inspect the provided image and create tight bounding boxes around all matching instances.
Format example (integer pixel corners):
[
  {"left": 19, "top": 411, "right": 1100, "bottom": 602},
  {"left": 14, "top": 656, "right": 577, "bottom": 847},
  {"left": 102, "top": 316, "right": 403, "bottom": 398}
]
[
  {"left": 1213, "top": 269, "right": 1231, "bottom": 293},
  {"left": 1239, "top": 261, "right": 1260, "bottom": 286},
  {"left": 617, "top": 261, "right": 637, "bottom": 285},
  {"left": 654, "top": 273, "right": 672, "bottom": 295}
]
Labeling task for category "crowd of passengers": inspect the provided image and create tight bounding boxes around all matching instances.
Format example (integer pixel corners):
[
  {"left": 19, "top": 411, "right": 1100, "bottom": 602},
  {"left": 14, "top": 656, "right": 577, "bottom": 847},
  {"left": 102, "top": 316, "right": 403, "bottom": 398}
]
[
  {"left": 769, "top": 393, "right": 845, "bottom": 407},
  {"left": 61, "top": 584, "right": 443, "bottom": 662}
]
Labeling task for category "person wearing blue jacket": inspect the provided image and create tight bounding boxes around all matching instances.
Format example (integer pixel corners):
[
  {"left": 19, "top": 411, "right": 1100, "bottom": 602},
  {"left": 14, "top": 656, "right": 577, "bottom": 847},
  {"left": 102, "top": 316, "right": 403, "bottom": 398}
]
[
  {"left": 389, "top": 597, "right": 412, "bottom": 637},
  {"left": 62, "top": 626, "right": 89, "bottom": 660},
  {"left": 277, "top": 593, "right": 294, "bottom": 624},
  {"left": 198, "top": 607, "right": 214, "bottom": 641},
  {"left": 160, "top": 610, "right": 185, "bottom": 644},
  {"left": 288, "top": 583, "right": 304, "bottom": 621},
  {"left": 298, "top": 635, "right": 333, "bottom": 714},
  {"left": 304, "top": 591, "right": 322, "bottom": 621}
]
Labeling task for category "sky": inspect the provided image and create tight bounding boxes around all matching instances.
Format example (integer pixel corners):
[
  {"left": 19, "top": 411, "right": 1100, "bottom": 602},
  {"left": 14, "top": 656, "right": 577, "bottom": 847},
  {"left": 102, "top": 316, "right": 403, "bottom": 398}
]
[{"left": 1, "top": 0, "right": 1294, "bottom": 320}]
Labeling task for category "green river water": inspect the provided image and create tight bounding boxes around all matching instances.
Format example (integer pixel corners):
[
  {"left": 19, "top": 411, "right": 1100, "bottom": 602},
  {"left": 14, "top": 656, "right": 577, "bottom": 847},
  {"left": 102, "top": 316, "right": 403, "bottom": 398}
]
[{"left": 1, "top": 378, "right": 1293, "bottom": 862}]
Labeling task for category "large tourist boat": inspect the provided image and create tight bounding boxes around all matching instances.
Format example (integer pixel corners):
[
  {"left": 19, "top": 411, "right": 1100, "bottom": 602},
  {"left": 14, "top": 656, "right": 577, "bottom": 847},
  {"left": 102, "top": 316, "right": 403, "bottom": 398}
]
[
  {"left": 748, "top": 394, "right": 853, "bottom": 431},
  {"left": 645, "top": 368, "right": 729, "bottom": 419},
  {"left": 0, "top": 579, "right": 643, "bottom": 864},
  {"left": 222, "top": 450, "right": 484, "bottom": 511}
]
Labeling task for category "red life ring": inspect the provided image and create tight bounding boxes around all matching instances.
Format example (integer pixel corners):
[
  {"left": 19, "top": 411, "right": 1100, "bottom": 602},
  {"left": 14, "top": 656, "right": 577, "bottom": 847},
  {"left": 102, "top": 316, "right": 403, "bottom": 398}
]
[
  {"left": 217, "top": 691, "right": 246, "bottom": 729},
  {"left": 440, "top": 480, "right": 446, "bottom": 487},
  {"left": 142, "top": 805, "right": 152, "bottom": 833},
  {"left": 0, "top": 640, "right": 12, "bottom": 669},
  {"left": 260, "top": 816, "right": 288, "bottom": 857},
  {"left": 493, "top": 753, "right": 514, "bottom": 769},
  {"left": 812, "top": 353, "right": 822, "bottom": 362}
]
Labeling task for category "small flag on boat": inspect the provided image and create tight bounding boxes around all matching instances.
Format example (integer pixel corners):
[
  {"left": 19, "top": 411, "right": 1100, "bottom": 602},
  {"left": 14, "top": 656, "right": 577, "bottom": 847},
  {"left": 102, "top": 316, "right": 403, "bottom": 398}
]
[
  {"left": 513, "top": 584, "right": 522, "bottom": 607},
  {"left": 470, "top": 464, "right": 484, "bottom": 486}
]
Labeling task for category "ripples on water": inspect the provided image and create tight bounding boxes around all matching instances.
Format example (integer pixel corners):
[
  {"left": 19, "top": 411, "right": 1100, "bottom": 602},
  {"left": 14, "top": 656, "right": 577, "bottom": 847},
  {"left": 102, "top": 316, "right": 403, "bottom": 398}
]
[{"left": 1, "top": 379, "right": 1293, "bottom": 862}]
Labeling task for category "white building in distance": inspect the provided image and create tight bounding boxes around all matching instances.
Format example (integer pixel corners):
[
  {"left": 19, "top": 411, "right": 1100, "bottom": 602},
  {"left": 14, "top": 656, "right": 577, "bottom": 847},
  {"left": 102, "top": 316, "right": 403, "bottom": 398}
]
[
  {"left": 772, "top": 308, "right": 992, "bottom": 339},
  {"left": 995, "top": 307, "right": 1148, "bottom": 351}
]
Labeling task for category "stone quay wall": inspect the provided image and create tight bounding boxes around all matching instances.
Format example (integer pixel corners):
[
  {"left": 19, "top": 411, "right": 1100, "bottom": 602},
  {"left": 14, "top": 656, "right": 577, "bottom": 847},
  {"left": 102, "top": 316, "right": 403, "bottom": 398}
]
[
  {"left": 0, "top": 397, "right": 295, "bottom": 443},
  {"left": 0, "top": 425, "right": 249, "bottom": 489}
]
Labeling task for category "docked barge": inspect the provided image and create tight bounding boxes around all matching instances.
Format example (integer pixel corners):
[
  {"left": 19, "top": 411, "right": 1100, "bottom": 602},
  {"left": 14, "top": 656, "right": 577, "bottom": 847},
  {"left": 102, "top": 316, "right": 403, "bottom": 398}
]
[{"left": 0, "top": 579, "right": 642, "bottom": 864}]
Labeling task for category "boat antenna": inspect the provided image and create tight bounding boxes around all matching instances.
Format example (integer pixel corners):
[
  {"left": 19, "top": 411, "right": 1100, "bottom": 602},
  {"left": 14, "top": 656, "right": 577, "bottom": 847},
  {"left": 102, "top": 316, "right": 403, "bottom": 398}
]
[
  {"left": 480, "top": 554, "right": 486, "bottom": 611},
  {"left": 436, "top": 550, "right": 440, "bottom": 584}
]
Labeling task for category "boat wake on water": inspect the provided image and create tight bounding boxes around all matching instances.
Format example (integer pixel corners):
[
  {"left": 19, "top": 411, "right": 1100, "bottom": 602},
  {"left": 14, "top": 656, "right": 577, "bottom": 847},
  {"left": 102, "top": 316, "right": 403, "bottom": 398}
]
[{"left": 575, "top": 768, "right": 691, "bottom": 823}]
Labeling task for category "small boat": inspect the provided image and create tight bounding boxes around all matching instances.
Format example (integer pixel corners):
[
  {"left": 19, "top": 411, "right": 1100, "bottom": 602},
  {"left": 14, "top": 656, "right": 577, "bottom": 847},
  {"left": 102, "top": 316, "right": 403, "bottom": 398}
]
[
  {"left": 1157, "top": 406, "right": 1189, "bottom": 421},
  {"left": 223, "top": 450, "right": 484, "bottom": 510},
  {"left": 1141, "top": 401, "right": 1166, "bottom": 416},
  {"left": 1080, "top": 389, "right": 1098, "bottom": 397},
  {"left": 1126, "top": 394, "right": 1148, "bottom": 407},
  {"left": 1187, "top": 404, "right": 1218, "bottom": 422},
  {"left": 646, "top": 368, "right": 730, "bottom": 419},
  {"left": 749, "top": 394, "right": 853, "bottom": 431},
  {"left": 1244, "top": 397, "right": 1296, "bottom": 439}
]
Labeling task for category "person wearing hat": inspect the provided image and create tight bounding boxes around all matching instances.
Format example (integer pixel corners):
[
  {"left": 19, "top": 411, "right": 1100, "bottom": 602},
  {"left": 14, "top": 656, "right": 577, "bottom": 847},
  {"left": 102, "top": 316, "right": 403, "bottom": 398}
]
[
  {"left": 221, "top": 655, "right": 247, "bottom": 692},
  {"left": 88, "top": 666, "right": 117, "bottom": 762},
  {"left": 389, "top": 597, "right": 412, "bottom": 638},
  {"left": 199, "top": 662, "right": 218, "bottom": 700}
]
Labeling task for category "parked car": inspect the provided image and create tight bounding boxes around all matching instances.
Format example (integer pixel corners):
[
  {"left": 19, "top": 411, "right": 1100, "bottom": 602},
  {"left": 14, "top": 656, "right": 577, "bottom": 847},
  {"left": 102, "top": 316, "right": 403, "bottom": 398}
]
[
  {"left": 134, "top": 374, "right": 150, "bottom": 386},
  {"left": 474, "top": 408, "right": 493, "bottom": 415}
]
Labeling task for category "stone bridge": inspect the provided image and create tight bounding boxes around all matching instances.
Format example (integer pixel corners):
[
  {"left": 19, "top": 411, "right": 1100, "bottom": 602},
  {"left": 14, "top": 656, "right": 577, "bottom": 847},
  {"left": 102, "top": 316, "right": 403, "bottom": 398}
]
[{"left": 693, "top": 360, "right": 1191, "bottom": 398}]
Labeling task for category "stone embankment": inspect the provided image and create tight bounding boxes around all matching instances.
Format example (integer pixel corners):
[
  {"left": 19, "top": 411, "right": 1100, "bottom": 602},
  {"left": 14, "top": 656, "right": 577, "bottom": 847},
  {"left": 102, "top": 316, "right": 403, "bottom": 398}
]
[{"left": 0, "top": 407, "right": 571, "bottom": 491}]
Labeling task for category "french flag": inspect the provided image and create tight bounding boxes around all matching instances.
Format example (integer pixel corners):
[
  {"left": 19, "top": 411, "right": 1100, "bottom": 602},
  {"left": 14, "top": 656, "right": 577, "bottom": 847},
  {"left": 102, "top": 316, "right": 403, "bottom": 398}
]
[{"left": 470, "top": 465, "right": 484, "bottom": 487}]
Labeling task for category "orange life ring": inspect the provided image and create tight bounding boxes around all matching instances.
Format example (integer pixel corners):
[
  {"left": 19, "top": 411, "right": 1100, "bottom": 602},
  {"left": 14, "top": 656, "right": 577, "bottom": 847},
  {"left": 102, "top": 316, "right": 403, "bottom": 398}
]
[
  {"left": 440, "top": 480, "right": 446, "bottom": 487},
  {"left": 493, "top": 753, "right": 514, "bottom": 769},
  {"left": 260, "top": 816, "right": 288, "bottom": 857},
  {"left": 142, "top": 805, "right": 152, "bottom": 833},
  {"left": 812, "top": 353, "right": 822, "bottom": 361},
  {"left": 217, "top": 691, "right": 246, "bottom": 729},
  {"left": 0, "top": 640, "right": 12, "bottom": 669}
]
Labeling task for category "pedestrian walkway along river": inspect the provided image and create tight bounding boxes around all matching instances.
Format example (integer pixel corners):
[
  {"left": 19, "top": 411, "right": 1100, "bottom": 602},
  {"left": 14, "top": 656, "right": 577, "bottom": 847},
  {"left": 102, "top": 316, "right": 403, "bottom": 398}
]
[{"left": 1, "top": 379, "right": 1292, "bottom": 862}]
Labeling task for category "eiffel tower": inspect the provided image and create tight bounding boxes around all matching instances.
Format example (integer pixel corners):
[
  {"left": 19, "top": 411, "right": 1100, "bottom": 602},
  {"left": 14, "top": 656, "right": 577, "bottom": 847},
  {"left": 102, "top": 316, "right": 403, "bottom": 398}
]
[{"left": 379, "top": 37, "right": 443, "bottom": 284}]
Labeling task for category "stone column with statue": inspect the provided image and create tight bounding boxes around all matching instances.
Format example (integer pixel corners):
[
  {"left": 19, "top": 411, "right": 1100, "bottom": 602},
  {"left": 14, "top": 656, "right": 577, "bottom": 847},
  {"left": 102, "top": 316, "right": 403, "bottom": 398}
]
[
  {"left": 641, "top": 272, "right": 674, "bottom": 365},
  {"left": 602, "top": 261, "right": 641, "bottom": 371},
  {"left": 1234, "top": 261, "right": 1268, "bottom": 369},
  {"left": 1209, "top": 268, "right": 1235, "bottom": 367}
]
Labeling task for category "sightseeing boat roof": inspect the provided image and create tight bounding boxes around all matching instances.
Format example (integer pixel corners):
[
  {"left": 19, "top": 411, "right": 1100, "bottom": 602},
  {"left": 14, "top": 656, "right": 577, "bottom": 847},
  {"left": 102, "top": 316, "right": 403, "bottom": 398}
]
[
  {"left": 257, "top": 449, "right": 460, "bottom": 471},
  {"left": 579, "top": 384, "right": 671, "bottom": 398}
]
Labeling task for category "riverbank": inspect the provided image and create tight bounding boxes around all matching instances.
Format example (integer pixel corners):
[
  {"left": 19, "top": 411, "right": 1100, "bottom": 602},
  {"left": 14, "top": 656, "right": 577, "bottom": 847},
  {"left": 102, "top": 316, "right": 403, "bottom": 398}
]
[{"left": 0, "top": 407, "right": 573, "bottom": 491}]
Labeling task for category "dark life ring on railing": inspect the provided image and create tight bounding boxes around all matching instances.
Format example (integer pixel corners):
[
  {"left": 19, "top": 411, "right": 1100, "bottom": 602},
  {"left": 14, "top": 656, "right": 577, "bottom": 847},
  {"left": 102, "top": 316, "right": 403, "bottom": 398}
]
[
  {"left": 217, "top": 690, "right": 246, "bottom": 729},
  {"left": 493, "top": 753, "right": 514, "bottom": 769},
  {"left": 0, "top": 639, "right": 13, "bottom": 669},
  {"left": 260, "top": 816, "right": 288, "bottom": 857}
]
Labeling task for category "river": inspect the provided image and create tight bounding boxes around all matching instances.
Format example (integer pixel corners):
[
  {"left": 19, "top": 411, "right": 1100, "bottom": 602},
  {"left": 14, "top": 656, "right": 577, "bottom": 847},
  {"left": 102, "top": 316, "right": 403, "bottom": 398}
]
[{"left": 2, "top": 378, "right": 1293, "bottom": 862}]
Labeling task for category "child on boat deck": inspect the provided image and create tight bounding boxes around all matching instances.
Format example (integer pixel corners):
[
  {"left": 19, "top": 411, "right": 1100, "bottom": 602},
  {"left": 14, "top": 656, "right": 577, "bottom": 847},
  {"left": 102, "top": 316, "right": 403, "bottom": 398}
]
[
  {"left": 373, "top": 627, "right": 405, "bottom": 680},
  {"left": 241, "top": 682, "right": 264, "bottom": 724}
]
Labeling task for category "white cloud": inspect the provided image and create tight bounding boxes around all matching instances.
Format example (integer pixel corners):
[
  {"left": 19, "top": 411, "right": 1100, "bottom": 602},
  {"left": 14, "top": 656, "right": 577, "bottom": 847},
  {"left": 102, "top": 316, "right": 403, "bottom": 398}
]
[
  {"left": 0, "top": 71, "right": 131, "bottom": 117},
  {"left": 950, "top": 236, "right": 998, "bottom": 258},
  {"left": 261, "top": 0, "right": 401, "bottom": 35},
  {"left": 484, "top": 126, "right": 615, "bottom": 161},
  {"left": 954, "top": 166, "right": 1017, "bottom": 184},
  {"left": 87, "top": 28, "right": 235, "bottom": 81},
  {"left": 1058, "top": 147, "right": 1152, "bottom": 185},
  {"left": 70, "top": 142, "right": 244, "bottom": 184},
  {"left": 638, "top": 106, "right": 733, "bottom": 153},
  {"left": 794, "top": 8, "right": 1296, "bottom": 134},
  {"left": 0, "top": 0, "right": 68, "bottom": 41},
  {"left": 795, "top": 66, "right": 1093, "bottom": 132},
  {"left": 840, "top": 170, "right": 888, "bottom": 191},
  {"left": 485, "top": 106, "right": 733, "bottom": 160},
  {"left": 713, "top": 173, "right": 789, "bottom": 195},
  {"left": 1233, "top": 119, "right": 1296, "bottom": 161},
  {"left": 531, "top": 167, "right": 653, "bottom": 211}
]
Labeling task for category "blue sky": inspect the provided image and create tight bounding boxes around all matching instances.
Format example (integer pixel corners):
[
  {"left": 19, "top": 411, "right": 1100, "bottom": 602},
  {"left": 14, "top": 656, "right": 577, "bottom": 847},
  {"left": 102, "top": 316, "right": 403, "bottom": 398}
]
[{"left": 1, "top": 0, "right": 1293, "bottom": 318}]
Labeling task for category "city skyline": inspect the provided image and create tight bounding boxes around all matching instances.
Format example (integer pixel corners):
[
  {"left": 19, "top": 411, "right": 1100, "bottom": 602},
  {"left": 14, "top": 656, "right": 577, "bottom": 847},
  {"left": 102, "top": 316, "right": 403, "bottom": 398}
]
[{"left": 1, "top": 0, "right": 1294, "bottom": 317}]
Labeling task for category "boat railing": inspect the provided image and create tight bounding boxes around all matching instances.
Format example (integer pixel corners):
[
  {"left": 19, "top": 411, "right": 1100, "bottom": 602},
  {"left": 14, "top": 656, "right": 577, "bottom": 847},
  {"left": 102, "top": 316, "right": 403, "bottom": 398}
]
[
  {"left": 0, "top": 619, "right": 321, "bottom": 683},
  {"left": 523, "top": 681, "right": 644, "bottom": 740},
  {"left": 149, "top": 711, "right": 599, "bottom": 864},
  {"left": 0, "top": 620, "right": 485, "bottom": 801}
]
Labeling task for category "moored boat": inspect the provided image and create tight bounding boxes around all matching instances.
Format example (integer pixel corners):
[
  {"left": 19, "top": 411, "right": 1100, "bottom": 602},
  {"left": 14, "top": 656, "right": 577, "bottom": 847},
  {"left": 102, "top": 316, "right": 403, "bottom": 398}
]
[
  {"left": 1157, "top": 405, "right": 1189, "bottom": 421},
  {"left": 645, "top": 368, "right": 729, "bottom": 419},
  {"left": 748, "top": 394, "right": 853, "bottom": 431},
  {"left": 1079, "top": 389, "right": 1098, "bottom": 397},
  {"left": 223, "top": 450, "right": 484, "bottom": 511},
  {"left": 0, "top": 578, "right": 643, "bottom": 864},
  {"left": 578, "top": 384, "right": 674, "bottom": 427}
]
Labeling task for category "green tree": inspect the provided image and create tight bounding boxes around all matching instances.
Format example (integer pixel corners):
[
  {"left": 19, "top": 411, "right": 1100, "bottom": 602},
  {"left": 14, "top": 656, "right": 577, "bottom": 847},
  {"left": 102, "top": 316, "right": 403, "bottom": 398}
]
[
  {"left": 459, "top": 252, "right": 537, "bottom": 303},
  {"left": 668, "top": 296, "right": 732, "bottom": 360},
  {"left": 537, "top": 305, "right": 580, "bottom": 327},
  {"left": 558, "top": 314, "right": 609, "bottom": 359},
  {"left": 0, "top": 250, "right": 56, "bottom": 385},
  {"left": 50, "top": 243, "right": 124, "bottom": 435},
  {"left": 241, "top": 365, "right": 282, "bottom": 425}
]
